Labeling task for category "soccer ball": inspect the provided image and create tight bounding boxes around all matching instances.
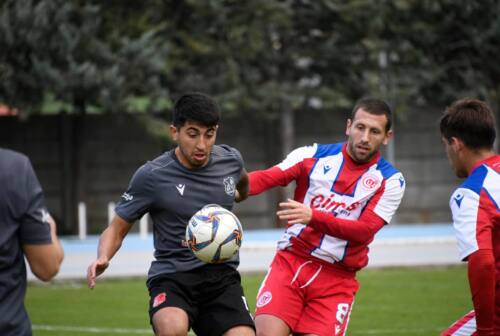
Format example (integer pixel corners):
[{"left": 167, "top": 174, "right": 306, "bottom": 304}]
[{"left": 186, "top": 204, "right": 243, "bottom": 263}]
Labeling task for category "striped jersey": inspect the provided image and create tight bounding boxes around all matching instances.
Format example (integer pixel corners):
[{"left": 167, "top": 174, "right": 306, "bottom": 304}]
[
  {"left": 249, "top": 142, "right": 405, "bottom": 273},
  {"left": 450, "top": 155, "right": 500, "bottom": 261}
]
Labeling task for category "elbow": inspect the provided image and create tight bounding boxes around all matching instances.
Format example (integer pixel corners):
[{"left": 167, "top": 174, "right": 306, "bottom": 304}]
[
  {"left": 33, "top": 263, "right": 61, "bottom": 282},
  {"left": 32, "top": 251, "right": 64, "bottom": 282}
]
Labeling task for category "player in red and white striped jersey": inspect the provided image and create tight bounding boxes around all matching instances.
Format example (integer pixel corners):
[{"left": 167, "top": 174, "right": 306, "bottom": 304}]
[
  {"left": 440, "top": 99, "right": 500, "bottom": 336},
  {"left": 249, "top": 98, "right": 405, "bottom": 336}
]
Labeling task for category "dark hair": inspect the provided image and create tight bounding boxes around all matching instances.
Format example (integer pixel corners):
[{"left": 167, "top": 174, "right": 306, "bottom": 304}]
[
  {"left": 172, "top": 92, "right": 220, "bottom": 128},
  {"left": 351, "top": 98, "right": 392, "bottom": 132},
  {"left": 440, "top": 99, "right": 496, "bottom": 150}
]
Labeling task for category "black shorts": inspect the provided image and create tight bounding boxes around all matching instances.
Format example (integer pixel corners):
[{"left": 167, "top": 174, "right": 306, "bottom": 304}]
[{"left": 148, "top": 264, "right": 255, "bottom": 336}]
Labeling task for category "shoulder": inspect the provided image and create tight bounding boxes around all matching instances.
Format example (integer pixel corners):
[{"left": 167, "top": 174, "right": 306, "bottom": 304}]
[
  {"left": 460, "top": 165, "right": 488, "bottom": 195},
  {"left": 377, "top": 157, "right": 403, "bottom": 180},
  {"left": 212, "top": 145, "right": 243, "bottom": 163},
  {"left": 131, "top": 152, "right": 174, "bottom": 183},
  {"left": 313, "top": 142, "right": 343, "bottom": 158},
  {"left": 0, "top": 148, "right": 32, "bottom": 181},
  {"left": 212, "top": 144, "right": 241, "bottom": 157},
  {"left": 0, "top": 148, "right": 29, "bottom": 166}
]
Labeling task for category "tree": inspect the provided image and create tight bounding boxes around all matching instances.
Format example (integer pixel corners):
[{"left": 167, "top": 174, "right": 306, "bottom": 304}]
[
  {"left": 0, "top": 0, "right": 169, "bottom": 232},
  {"left": 0, "top": 0, "right": 168, "bottom": 115}
]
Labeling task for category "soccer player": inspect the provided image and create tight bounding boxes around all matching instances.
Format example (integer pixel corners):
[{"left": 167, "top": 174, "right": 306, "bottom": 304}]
[
  {"left": 440, "top": 99, "right": 499, "bottom": 336},
  {"left": 248, "top": 98, "right": 406, "bottom": 336},
  {"left": 86, "top": 93, "right": 255, "bottom": 336},
  {"left": 0, "top": 149, "right": 64, "bottom": 336}
]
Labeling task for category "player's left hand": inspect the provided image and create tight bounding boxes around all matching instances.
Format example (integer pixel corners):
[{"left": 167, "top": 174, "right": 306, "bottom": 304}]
[{"left": 277, "top": 199, "right": 313, "bottom": 225}]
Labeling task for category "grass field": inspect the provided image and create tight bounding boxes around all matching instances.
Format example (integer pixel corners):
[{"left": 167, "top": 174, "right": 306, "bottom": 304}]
[{"left": 26, "top": 265, "right": 471, "bottom": 336}]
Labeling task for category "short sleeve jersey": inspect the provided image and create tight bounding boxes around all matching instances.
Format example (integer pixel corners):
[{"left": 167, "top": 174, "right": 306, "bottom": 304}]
[
  {"left": 0, "top": 149, "right": 52, "bottom": 336},
  {"left": 450, "top": 155, "right": 500, "bottom": 261},
  {"left": 250, "top": 142, "right": 405, "bottom": 272},
  {"left": 115, "top": 145, "right": 244, "bottom": 284}
]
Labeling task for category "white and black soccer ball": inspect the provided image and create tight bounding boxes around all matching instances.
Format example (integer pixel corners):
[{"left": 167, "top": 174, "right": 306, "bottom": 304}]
[{"left": 185, "top": 204, "right": 243, "bottom": 263}]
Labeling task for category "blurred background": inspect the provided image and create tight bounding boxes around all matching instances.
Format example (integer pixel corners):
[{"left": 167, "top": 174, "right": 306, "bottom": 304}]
[{"left": 1, "top": 0, "right": 499, "bottom": 235}]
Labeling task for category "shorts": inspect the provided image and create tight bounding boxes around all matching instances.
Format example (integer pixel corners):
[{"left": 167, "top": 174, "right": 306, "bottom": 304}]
[
  {"left": 148, "top": 264, "right": 255, "bottom": 336},
  {"left": 255, "top": 250, "right": 359, "bottom": 336}
]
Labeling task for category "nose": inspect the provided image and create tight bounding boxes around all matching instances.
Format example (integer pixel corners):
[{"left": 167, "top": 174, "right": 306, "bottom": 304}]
[
  {"left": 196, "top": 136, "right": 207, "bottom": 150},
  {"left": 360, "top": 129, "right": 370, "bottom": 142}
]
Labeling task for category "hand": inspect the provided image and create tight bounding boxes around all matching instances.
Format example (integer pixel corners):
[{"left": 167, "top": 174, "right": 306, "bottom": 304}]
[
  {"left": 276, "top": 199, "right": 313, "bottom": 225},
  {"left": 86, "top": 258, "right": 109, "bottom": 289}
]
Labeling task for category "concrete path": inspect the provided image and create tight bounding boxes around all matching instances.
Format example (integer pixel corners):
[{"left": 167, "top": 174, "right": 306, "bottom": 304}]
[{"left": 28, "top": 224, "right": 461, "bottom": 281}]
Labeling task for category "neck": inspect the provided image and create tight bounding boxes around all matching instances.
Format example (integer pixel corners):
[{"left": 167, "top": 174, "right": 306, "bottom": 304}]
[{"left": 464, "top": 148, "right": 496, "bottom": 174}]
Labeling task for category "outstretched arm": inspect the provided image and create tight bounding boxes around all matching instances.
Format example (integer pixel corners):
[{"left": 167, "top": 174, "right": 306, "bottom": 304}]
[{"left": 87, "top": 215, "right": 133, "bottom": 288}]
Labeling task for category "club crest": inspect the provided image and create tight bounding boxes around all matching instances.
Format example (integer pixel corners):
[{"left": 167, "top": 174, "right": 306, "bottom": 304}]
[{"left": 223, "top": 176, "right": 236, "bottom": 196}]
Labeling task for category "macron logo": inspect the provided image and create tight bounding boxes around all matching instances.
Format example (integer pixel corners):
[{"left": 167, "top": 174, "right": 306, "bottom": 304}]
[
  {"left": 323, "top": 165, "right": 332, "bottom": 174},
  {"left": 454, "top": 193, "right": 464, "bottom": 208},
  {"left": 176, "top": 184, "right": 185, "bottom": 196}
]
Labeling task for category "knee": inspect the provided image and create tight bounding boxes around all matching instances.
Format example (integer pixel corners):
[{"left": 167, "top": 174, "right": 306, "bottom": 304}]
[
  {"left": 154, "top": 327, "right": 187, "bottom": 336},
  {"left": 152, "top": 307, "right": 189, "bottom": 336}
]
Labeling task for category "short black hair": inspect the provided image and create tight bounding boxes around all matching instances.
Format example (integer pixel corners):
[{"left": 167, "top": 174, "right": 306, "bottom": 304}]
[
  {"left": 172, "top": 92, "right": 220, "bottom": 128},
  {"left": 440, "top": 98, "right": 496, "bottom": 150},
  {"left": 351, "top": 98, "right": 392, "bottom": 132}
]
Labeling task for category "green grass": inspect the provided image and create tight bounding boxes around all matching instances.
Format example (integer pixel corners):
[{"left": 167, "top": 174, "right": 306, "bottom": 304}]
[{"left": 26, "top": 266, "right": 471, "bottom": 335}]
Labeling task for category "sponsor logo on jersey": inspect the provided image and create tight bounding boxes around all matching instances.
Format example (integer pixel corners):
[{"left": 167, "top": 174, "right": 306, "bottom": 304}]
[
  {"left": 361, "top": 173, "right": 380, "bottom": 190},
  {"left": 310, "top": 194, "right": 360, "bottom": 213},
  {"left": 153, "top": 293, "right": 167, "bottom": 308},
  {"left": 454, "top": 193, "right": 464, "bottom": 207},
  {"left": 176, "top": 184, "right": 185, "bottom": 196},
  {"left": 121, "top": 192, "right": 133, "bottom": 201},
  {"left": 223, "top": 176, "right": 236, "bottom": 196},
  {"left": 256, "top": 291, "right": 272, "bottom": 308}
]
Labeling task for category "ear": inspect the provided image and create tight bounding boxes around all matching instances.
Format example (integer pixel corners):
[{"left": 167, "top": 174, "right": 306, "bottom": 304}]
[
  {"left": 449, "top": 136, "right": 464, "bottom": 151},
  {"left": 382, "top": 129, "right": 393, "bottom": 145},
  {"left": 345, "top": 119, "right": 352, "bottom": 137},
  {"left": 169, "top": 125, "right": 178, "bottom": 141}
]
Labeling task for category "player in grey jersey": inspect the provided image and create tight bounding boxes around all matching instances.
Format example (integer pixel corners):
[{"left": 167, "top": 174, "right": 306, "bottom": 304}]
[
  {"left": 87, "top": 93, "right": 255, "bottom": 336},
  {"left": 0, "top": 149, "right": 64, "bottom": 336}
]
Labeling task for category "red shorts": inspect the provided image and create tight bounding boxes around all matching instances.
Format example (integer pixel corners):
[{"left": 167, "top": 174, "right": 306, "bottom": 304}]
[
  {"left": 255, "top": 250, "right": 359, "bottom": 336},
  {"left": 441, "top": 310, "right": 476, "bottom": 336}
]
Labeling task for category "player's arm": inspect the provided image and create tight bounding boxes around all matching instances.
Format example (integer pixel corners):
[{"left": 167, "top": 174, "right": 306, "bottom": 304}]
[
  {"left": 87, "top": 163, "right": 154, "bottom": 288},
  {"left": 277, "top": 199, "right": 385, "bottom": 243},
  {"left": 451, "top": 187, "right": 495, "bottom": 335},
  {"left": 467, "top": 249, "right": 495, "bottom": 335},
  {"left": 278, "top": 174, "right": 405, "bottom": 243},
  {"left": 235, "top": 168, "right": 249, "bottom": 203},
  {"left": 249, "top": 145, "right": 317, "bottom": 195},
  {"left": 23, "top": 214, "right": 64, "bottom": 282},
  {"left": 19, "top": 157, "right": 64, "bottom": 282},
  {"left": 87, "top": 215, "right": 133, "bottom": 289}
]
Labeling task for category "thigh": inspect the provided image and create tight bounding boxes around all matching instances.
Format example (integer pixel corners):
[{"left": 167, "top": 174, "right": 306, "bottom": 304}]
[
  {"left": 148, "top": 275, "right": 197, "bottom": 330},
  {"left": 193, "top": 268, "right": 255, "bottom": 336},
  {"left": 152, "top": 307, "right": 189, "bottom": 336},
  {"left": 255, "top": 252, "right": 304, "bottom": 333},
  {"left": 294, "top": 273, "right": 358, "bottom": 336}
]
